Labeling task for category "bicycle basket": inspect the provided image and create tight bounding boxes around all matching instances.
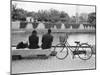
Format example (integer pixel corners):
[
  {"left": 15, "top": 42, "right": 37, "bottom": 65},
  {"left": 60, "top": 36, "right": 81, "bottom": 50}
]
[{"left": 59, "top": 35, "right": 66, "bottom": 43}]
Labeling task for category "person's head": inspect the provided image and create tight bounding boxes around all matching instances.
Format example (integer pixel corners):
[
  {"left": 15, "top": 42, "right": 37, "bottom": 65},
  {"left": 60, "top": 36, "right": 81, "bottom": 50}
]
[
  {"left": 32, "top": 30, "right": 37, "bottom": 35},
  {"left": 48, "top": 29, "right": 51, "bottom": 34}
]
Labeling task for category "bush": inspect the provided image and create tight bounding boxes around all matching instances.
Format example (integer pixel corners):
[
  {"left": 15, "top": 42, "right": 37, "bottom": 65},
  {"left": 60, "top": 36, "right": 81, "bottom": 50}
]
[
  {"left": 55, "top": 22, "right": 62, "bottom": 29},
  {"left": 44, "top": 22, "right": 53, "bottom": 29},
  {"left": 20, "top": 21, "right": 27, "bottom": 28},
  {"left": 71, "top": 24, "right": 80, "bottom": 29},
  {"left": 64, "top": 23, "right": 70, "bottom": 28},
  {"left": 32, "top": 22, "right": 39, "bottom": 29}
]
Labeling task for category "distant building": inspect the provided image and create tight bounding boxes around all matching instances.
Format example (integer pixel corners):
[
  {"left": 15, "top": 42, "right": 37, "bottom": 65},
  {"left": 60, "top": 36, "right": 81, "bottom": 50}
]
[
  {"left": 12, "top": 21, "right": 20, "bottom": 29},
  {"left": 76, "top": 12, "right": 79, "bottom": 24},
  {"left": 26, "top": 17, "right": 34, "bottom": 22},
  {"left": 79, "top": 13, "right": 88, "bottom": 24}
]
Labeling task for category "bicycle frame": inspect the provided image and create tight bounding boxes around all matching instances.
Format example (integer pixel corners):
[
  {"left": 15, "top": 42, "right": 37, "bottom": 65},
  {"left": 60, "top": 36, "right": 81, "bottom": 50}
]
[
  {"left": 62, "top": 34, "right": 82, "bottom": 53},
  {"left": 64, "top": 41, "right": 80, "bottom": 51}
]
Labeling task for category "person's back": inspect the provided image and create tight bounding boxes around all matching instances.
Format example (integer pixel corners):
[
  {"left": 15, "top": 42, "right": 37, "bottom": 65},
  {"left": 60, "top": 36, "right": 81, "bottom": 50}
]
[
  {"left": 28, "top": 30, "right": 39, "bottom": 49},
  {"left": 41, "top": 29, "right": 53, "bottom": 49}
]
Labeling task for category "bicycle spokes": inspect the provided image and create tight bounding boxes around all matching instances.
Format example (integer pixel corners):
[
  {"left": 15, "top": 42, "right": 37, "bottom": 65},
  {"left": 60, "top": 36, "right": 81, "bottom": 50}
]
[
  {"left": 78, "top": 43, "right": 92, "bottom": 60},
  {"left": 54, "top": 43, "right": 68, "bottom": 60}
]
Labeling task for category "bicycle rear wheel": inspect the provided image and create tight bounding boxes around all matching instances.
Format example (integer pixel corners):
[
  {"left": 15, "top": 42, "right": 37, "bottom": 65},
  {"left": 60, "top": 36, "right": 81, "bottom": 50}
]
[
  {"left": 54, "top": 43, "right": 68, "bottom": 60},
  {"left": 78, "top": 43, "right": 92, "bottom": 60}
]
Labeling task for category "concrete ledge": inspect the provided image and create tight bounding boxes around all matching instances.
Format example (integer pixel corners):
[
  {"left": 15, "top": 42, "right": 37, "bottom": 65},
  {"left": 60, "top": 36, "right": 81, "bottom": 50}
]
[{"left": 12, "top": 48, "right": 52, "bottom": 59}]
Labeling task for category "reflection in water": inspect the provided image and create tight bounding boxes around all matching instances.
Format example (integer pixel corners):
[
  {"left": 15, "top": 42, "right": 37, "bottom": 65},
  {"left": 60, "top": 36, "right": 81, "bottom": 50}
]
[
  {"left": 12, "top": 32, "right": 95, "bottom": 46},
  {"left": 67, "top": 34, "right": 95, "bottom": 46}
]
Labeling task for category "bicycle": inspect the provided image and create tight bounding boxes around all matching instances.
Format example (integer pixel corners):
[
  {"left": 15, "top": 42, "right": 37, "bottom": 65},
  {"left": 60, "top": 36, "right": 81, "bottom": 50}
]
[{"left": 54, "top": 34, "right": 93, "bottom": 60}]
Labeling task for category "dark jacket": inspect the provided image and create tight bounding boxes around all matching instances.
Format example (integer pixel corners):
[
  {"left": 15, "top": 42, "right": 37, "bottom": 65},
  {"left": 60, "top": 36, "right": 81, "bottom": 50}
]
[
  {"left": 28, "top": 34, "right": 39, "bottom": 49},
  {"left": 41, "top": 33, "right": 53, "bottom": 49}
]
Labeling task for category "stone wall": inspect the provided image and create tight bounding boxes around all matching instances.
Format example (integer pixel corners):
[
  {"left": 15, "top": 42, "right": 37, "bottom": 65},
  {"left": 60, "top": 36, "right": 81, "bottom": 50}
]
[{"left": 12, "top": 21, "right": 96, "bottom": 30}]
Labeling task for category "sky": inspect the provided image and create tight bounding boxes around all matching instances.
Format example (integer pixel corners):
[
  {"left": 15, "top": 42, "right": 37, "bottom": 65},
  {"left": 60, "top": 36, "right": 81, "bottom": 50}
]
[{"left": 12, "top": 0, "right": 95, "bottom": 17}]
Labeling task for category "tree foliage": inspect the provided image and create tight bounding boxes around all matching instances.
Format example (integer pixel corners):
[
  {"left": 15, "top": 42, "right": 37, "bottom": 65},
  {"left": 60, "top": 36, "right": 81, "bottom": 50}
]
[
  {"left": 11, "top": 4, "right": 70, "bottom": 23},
  {"left": 12, "top": 4, "right": 27, "bottom": 21},
  {"left": 88, "top": 12, "right": 96, "bottom": 24}
]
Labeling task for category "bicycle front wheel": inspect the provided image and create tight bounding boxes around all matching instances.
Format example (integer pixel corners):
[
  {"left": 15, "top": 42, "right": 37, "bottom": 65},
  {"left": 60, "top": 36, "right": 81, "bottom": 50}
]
[
  {"left": 78, "top": 43, "right": 92, "bottom": 60},
  {"left": 54, "top": 43, "right": 68, "bottom": 60}
]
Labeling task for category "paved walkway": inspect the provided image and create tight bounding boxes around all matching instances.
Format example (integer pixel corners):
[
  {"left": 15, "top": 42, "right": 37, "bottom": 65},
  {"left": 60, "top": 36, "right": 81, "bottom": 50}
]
[{"left": 12, "top": 53, "right": 95, "bottom": 74}]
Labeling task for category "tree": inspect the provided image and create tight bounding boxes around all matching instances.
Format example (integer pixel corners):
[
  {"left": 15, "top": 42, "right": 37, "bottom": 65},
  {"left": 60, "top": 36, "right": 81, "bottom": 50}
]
[
  {"left": 36, "top": 10, "right": 49, "bottom": 21},
  {"left": 11, "top": 4, "right": 17, "bottom": 21},
  {"left": 12, "top": 4, "right": 27, "bottom": 21},
  {"left": 70, "top": 16, "right": 76, "bottom": 23},
  {"left": 79, "top": 13, "right": 88, "bottom": 23},
  {"left": 26, "top": 11, "right": 35, "bottom": 17},
  {"left": 60, "top": 11, "right": 70, "bottom": 23},
  {"left": 49, "top": 9, "right": 60, "bottom": 22},
  {"left": 88, "top": 12, "right": 96, "bottom": 24}
]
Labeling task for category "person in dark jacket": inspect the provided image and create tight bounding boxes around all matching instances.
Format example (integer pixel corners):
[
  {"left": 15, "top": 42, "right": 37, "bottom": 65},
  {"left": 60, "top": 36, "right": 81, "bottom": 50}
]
[
  {"left": 28, "top": 30, "right": 39, "bottom": 49},
  {"left": 41, "top": 29, "right": 53, "bottom": 49}
]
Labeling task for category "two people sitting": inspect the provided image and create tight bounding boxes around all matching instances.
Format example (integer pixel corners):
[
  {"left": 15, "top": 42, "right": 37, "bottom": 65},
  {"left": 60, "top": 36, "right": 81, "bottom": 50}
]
[{"left": 17, "top": 29, "right": 53, "bottom": 49}]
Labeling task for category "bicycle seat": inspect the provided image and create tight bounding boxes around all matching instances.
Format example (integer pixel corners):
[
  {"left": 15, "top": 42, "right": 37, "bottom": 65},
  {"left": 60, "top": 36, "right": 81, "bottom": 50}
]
[{"left": 74, "top": 41, "right": 80, "bottom": 44}]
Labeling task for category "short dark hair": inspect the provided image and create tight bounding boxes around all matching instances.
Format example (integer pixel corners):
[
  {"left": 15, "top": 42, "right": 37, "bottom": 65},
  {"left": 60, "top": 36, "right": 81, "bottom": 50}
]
[
  {"left": 48, "top": 29, "right": 51, "bottom": 34},
  {"left": 32, "top": 30, "right": 37, "bottom": 34}
]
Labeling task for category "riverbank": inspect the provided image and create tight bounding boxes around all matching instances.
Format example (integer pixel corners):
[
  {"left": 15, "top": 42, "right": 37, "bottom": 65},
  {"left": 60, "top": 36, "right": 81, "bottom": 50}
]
[{"left": 12, "top": 29, "right": 96, "bottom": 34}]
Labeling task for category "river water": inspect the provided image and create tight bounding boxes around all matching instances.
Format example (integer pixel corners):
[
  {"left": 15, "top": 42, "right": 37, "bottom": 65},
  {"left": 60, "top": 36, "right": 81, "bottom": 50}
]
[{"left": 11, "top": 32, "right": 95, "bottom": 47}]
